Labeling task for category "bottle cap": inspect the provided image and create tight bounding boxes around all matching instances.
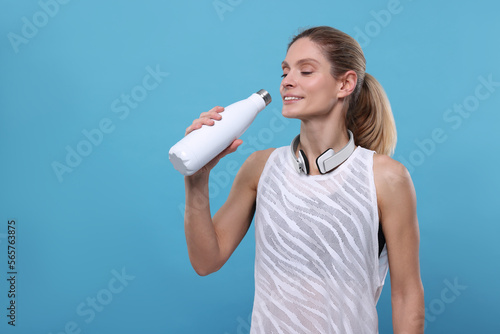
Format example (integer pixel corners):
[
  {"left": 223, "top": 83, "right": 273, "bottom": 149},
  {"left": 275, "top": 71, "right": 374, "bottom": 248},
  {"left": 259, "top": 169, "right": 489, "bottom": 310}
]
[{"left": 256, "top": 89, "right": 272, "bottom": 106}]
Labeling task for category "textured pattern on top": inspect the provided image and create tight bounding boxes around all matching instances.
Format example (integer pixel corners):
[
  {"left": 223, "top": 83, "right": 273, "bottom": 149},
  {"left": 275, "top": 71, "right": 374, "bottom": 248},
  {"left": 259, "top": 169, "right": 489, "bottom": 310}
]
[{"left": 250, "top": 146, "right": 388, "bottom": 334}]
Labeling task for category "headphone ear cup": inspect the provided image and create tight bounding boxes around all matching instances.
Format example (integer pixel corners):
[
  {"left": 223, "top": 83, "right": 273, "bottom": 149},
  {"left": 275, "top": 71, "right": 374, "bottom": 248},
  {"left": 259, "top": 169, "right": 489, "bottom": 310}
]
[{"left": 299, "top": 150, "right": 310, "bottom": 174}]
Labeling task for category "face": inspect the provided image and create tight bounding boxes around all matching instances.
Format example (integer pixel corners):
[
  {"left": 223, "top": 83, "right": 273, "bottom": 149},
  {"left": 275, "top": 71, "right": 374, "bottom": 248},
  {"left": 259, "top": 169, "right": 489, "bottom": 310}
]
[{"left": 280, "top": 38, "right": 342, "bottom": 120}]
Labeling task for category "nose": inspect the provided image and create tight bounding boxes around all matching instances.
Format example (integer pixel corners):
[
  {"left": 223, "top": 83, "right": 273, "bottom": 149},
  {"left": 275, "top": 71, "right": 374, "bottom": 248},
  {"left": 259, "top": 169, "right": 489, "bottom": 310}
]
[{"left": 281, "top": 71, "right": 296, "bottom": 89}]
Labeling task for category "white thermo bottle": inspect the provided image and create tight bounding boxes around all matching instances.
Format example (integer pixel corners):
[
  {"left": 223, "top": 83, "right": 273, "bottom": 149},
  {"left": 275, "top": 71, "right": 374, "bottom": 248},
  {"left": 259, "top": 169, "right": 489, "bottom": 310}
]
[{"left": 169, "top": 89, "right": 272, "bottom": 176}]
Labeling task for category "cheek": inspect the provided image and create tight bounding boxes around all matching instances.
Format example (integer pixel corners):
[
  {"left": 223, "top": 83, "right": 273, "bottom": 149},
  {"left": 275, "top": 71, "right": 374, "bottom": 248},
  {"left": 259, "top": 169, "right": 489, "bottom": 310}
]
[
  {"left": 305, "top": 75, "right": 336, "bottom": 95},
  {"left": 304, "top": 76, "right": 324, "bottom": 90},
  {"left": 310, "top": 82, "right": 339, "bottom": 111}
]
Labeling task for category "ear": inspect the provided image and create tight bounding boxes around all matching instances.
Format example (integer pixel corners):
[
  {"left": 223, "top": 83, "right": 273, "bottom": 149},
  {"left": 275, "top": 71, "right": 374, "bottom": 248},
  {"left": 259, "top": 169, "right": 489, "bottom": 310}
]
[{"left": 337, "top": 70, "right": 357, "bottom": 98}]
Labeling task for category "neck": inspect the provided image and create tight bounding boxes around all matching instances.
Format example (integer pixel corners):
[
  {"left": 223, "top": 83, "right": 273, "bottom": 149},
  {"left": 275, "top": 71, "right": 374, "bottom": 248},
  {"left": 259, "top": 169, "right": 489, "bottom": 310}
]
[
  {"left": 298, "top": 112, "right": 350, "bottom": 155},
  {"left": 295, "top": 107, "right": 352, "bottom": 175}
]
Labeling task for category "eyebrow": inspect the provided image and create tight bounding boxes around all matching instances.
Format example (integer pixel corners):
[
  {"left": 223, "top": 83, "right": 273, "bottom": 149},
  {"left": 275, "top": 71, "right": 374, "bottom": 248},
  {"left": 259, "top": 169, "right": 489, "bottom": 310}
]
[{"left": 281, "top": 58, "right": 320, "bottom": 68}]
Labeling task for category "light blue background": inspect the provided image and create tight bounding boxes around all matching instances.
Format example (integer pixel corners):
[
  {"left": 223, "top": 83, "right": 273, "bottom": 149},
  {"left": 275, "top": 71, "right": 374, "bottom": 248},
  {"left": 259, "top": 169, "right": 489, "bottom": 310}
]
[{"left": 1, "top": 0, "right": 499, "bottom": 333}]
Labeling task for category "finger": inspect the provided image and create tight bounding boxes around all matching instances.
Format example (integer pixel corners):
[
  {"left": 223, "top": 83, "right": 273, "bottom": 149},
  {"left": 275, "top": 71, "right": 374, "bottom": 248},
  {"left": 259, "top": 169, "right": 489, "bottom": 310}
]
[
  {"left": 217, "top": 139, "right": 243, "bottom": 160},
  {"left": 186, "top": 107, "right": 224, "bottom": 135},
  {"left": 211, "top": 106, "right": 224, "bottom": 113},
  {"left": 226, "top": 139, "right": 243, "bottom": 153},
  {"left": 198, "top": 112, "right": 221, "bottom": 121},
  {"left": 199, "top": 108, "right": 224, "bottom": 120},
  {"left": 191, "top": 139, "right": 243, "bottom": 176},
  {"left": 185, "top": 117, "right": 217, "bottom": 136}
]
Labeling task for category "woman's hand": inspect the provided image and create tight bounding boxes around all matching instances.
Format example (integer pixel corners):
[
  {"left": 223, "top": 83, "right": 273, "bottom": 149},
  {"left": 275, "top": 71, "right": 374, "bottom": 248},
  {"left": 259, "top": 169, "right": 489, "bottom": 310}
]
[
  {"left": 184, "top": 106, "right": 242, "bottom": 177},
  {"left": 185, "top": 106, "right": 224, "bottom": 136},
  {"left": 183, "top": 106, "right": 265, "bottom": 276}
]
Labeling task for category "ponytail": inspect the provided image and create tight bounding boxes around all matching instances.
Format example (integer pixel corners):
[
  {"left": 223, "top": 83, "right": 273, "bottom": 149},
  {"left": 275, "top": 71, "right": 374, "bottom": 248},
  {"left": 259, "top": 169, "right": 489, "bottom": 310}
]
[
  {"left": 289, "top": 26, "right": 397, "bottom": 156},
  {"left": 346, "top": 73, "right": 397, "bottom": 156}
]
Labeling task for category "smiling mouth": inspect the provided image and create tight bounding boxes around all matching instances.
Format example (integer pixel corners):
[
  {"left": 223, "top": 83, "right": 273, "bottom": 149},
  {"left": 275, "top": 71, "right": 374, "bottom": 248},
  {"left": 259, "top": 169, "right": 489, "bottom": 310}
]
[{"left": 283, "top": 96, "right": 303, "bottom": 101}]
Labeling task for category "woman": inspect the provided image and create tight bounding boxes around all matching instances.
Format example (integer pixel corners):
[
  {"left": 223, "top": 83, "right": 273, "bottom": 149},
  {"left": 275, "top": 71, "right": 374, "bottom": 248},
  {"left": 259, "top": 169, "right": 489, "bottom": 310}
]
[{"left": 183, "top": 26, "right": 424, "bottom": 333}]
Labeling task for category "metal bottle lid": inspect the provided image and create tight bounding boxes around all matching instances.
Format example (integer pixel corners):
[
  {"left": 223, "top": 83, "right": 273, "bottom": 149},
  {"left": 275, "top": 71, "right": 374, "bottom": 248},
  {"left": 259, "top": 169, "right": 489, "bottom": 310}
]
[{"left": 256, "top": 89, "right": 272, "bottom": 106}]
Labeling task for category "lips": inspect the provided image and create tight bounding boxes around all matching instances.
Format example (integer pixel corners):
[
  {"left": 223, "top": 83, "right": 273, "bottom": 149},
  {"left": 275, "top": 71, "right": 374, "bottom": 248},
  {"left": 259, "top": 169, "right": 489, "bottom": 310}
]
[{"left": 283, "top": 95, "right": 304, "bottom": 102}]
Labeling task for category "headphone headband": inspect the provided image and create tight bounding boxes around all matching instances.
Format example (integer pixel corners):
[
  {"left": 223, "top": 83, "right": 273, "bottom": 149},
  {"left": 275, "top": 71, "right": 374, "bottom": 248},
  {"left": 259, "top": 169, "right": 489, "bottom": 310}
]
[{"left": 290, "top": 130, "right": 355, "bottom": 175}]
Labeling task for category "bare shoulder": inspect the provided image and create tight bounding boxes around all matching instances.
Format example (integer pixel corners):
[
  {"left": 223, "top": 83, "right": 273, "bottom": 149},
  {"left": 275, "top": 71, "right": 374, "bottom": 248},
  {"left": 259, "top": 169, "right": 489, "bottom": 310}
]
[
  {"left": 373, "top": 153, "right": 413, "bottom": 191},
  {"left": 373, "top": 154, "right": 417, "bottom": 220},
  {"left": 235, "top": 148, "right": 277, "bottom": 191}
]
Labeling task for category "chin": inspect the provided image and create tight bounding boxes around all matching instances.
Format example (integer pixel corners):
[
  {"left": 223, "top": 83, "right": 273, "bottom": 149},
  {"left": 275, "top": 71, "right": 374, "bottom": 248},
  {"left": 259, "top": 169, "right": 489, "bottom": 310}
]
[
  {"left": 281, "top": 105, "right": 316, "bottom": 120},
  {"left": 281, "top": 107, "right": 300, "bottom": 119}
]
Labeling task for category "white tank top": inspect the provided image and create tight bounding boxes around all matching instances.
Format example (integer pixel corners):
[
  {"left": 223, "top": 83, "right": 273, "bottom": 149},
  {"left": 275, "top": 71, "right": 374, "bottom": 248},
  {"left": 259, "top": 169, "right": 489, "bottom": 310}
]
[{"left": 250, "top": 146, "right": 388, "bottom": 334}]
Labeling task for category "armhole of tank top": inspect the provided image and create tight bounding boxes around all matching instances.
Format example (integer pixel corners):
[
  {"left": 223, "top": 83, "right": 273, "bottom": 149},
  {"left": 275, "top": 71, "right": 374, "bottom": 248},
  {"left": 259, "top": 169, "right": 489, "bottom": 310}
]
[
  {"left": 366, "top": 150, "right": 386, "bottom": 258},
  {"left": 366, "top": 149, "right": 388, "bottom": 295},
  {"left": 255, "top": 147, "right": 279, "bottom": 195}
]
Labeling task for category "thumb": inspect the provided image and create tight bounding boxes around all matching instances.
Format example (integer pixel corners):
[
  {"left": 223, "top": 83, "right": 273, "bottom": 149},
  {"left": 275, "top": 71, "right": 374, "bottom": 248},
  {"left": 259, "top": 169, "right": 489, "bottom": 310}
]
[
  {"left": 205, "top": 139, "right": 243, "bottom": 171},
  {"left": 220, "top": 139, "right": 243, "bottom": 157}
]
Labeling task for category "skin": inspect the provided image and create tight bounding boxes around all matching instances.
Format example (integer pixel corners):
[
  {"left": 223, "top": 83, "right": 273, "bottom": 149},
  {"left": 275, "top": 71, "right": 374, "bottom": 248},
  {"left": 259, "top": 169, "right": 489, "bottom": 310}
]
[{"left": 183, "top": 37, "right": 424, "bottom": 333}]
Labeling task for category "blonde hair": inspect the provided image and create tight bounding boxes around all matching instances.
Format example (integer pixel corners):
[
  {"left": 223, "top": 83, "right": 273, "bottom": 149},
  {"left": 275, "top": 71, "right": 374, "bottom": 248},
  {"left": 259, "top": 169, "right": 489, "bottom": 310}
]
[{"left": 288, "top": 26, "right": 397, "bottom": 156}]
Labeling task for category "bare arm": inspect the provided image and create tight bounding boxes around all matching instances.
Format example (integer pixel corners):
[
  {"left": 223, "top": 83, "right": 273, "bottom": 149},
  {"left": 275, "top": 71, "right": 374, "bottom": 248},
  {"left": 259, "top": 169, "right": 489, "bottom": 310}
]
[
  {"left": 183, "top": 106, "right": 273, "bottom": 275},
  {"left": 374, "top": 154, "right": 425, "bottom": 333}
]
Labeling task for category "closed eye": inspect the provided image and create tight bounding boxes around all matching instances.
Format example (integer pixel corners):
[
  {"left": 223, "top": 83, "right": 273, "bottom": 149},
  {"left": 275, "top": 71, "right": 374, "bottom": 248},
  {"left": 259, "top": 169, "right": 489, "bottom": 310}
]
[{"left": 282, "top": 72, "right": 312, "bottom": 78}]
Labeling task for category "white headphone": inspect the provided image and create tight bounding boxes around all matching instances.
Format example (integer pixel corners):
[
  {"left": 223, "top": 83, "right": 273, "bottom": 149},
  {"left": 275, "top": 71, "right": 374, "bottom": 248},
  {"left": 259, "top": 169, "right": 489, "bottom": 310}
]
[{"left": 290, "top": 130, "right": 356, "bottom": 175}]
